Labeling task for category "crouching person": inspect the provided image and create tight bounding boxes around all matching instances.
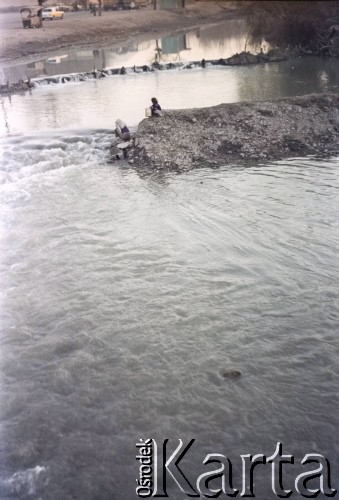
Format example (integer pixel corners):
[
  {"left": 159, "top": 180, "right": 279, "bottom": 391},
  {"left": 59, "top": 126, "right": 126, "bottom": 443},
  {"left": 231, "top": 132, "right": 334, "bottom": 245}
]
[{"left": 115, "top": 119, "right": 131, "bottom": 141}]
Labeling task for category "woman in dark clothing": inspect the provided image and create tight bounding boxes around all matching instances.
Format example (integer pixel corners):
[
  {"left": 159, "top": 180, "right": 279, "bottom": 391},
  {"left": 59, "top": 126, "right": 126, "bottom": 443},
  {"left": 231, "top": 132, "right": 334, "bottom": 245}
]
[{"left": 150, "top": 97, "right": 162, "bottom": 117}]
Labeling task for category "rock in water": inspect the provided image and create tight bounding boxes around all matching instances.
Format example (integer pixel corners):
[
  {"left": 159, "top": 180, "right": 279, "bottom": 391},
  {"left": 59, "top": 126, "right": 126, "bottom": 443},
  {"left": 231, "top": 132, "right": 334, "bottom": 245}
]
[{"left": 222, "top": 370, "right": 242, "bottom": 380}]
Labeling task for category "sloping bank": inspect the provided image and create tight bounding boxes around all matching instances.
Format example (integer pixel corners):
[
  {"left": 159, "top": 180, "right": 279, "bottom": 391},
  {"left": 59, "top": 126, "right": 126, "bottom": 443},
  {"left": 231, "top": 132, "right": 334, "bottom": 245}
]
[{"left": 131, "top": 93, "right": 339, "bottom": 171}]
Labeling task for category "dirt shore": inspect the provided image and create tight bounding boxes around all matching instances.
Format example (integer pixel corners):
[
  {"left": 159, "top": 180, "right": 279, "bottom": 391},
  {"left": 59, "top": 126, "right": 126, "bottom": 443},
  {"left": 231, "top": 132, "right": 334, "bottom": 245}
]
[
  {"left": 131, "top": 93, "right": 339, "bottom": 170},
  {"left": 0, "top": 1, "right": 244, "bottom": 64}
]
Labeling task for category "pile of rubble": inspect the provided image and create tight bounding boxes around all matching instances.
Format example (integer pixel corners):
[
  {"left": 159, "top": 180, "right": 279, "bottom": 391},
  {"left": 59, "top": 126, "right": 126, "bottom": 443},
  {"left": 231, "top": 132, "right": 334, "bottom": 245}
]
[{"left": 130, "top": 93, "right": 339, "bottom": 171}]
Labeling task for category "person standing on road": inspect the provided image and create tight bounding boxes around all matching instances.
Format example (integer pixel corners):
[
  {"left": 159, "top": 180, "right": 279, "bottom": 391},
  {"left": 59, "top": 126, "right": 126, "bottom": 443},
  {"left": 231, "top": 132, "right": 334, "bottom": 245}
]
[{"left": 37, "top": 8, "right": 43, "bottom": 27}]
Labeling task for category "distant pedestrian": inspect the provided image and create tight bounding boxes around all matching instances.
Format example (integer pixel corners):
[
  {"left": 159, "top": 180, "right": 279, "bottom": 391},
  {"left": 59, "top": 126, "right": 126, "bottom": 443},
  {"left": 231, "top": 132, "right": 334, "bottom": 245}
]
[
  {"left": 37, "top": 8, "right": 43, "bottom": 27},
  {"left": 150, "top": 97, "right": 162, "bottom": 117}
]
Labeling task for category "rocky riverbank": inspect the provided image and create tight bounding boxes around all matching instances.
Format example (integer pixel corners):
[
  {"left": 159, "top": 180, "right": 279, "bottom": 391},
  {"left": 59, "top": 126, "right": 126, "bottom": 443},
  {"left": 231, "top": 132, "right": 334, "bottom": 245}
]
[{"left": 130, "top": 93, "right": 339, "bottom": 171}]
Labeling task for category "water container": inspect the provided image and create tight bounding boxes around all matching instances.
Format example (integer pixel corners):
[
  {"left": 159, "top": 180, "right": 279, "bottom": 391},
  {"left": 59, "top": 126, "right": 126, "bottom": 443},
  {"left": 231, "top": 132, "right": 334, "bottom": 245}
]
[{"left": 145, "top": 107, "right": 152, "bottom": 118}]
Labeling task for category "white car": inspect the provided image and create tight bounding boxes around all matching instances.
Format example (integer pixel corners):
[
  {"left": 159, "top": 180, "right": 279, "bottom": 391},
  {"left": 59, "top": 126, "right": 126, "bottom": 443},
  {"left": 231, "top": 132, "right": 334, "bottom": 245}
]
[
  {"left": 56, "top": 3, "right": 83, "bottom": 10},
  {"left": 41, "top": 7, "right": 64, "bottom": 19},
  {"left": 55, "top": 4, "right": 72, "bottom": 11}
]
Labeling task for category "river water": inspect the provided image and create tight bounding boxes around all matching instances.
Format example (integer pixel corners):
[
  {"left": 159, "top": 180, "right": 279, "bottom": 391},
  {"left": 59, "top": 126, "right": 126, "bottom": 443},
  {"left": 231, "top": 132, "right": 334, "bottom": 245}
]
[{"left": 0, "top": 29, "right": 339, "bottom": 500}]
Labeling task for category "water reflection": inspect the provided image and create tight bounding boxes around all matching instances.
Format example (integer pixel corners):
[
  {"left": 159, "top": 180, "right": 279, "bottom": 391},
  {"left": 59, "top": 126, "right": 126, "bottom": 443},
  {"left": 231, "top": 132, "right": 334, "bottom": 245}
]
[{"left": 0, "top": 19, "right": 264, "bottom": 84}]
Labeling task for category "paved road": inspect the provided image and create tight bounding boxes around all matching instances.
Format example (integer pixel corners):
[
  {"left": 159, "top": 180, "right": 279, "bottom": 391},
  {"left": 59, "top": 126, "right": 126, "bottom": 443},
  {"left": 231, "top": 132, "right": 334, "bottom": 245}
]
[
  {"left": 0, "top": 7, "right": 152, "bottom": 33},
  {"left": 0, "top": 9, "right": 106, "bottom": 30}
]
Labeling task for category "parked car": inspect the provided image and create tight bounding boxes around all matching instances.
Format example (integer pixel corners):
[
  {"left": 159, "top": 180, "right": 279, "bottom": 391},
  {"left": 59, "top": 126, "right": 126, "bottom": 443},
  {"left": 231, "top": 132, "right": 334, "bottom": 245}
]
[
  {"left": 41, "top": 7, "right": 64, "bottom": 19},
  {"left": 103, "top": 1, "right": 137, "bottom": 10},
  {"left": 55, "top": 4, "right": 72, "bottom": 11},
  {"left": 56, "top": 3, "right": 83, "bottom": 11}
]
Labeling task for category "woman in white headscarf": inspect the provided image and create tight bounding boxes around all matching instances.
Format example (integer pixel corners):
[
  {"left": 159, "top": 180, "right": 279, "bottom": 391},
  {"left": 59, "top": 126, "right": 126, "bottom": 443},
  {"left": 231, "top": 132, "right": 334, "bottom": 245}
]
[{"left": 115, "top": 119, "right": 131, "bottom": 141}]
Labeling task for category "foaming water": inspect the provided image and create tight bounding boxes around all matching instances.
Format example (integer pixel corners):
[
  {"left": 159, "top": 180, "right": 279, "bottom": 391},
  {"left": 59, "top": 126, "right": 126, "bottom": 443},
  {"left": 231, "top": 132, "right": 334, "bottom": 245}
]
[{"left": 0, "top": 133, "right": 338, "bottom": 497}]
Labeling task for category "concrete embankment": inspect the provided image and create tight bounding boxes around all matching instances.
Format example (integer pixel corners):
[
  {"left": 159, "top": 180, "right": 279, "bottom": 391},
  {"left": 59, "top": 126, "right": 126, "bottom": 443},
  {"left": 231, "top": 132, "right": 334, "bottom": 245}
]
[{"left": 131, "top": 93, "right": 339, "bottom": 171}]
